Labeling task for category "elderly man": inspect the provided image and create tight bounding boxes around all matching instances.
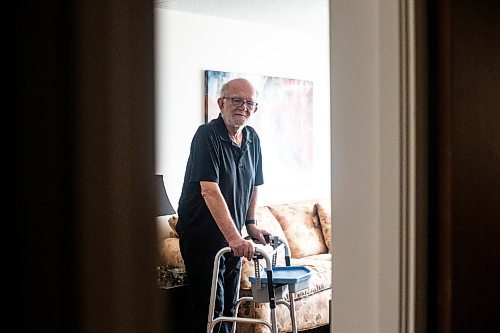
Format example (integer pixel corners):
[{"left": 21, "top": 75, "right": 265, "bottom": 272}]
[{"left": 176, "top": 78, "right": 270, "bottom": 333}]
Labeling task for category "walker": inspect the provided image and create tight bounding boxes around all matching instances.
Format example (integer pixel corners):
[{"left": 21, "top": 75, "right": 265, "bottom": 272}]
[{"left": 207, "top": 235, "right": 311, "bottom": 333}]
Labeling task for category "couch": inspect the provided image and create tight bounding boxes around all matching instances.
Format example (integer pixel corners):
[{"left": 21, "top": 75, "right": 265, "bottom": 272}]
[{"left": 158, "top": 199, "right": 332, "bottom": 333}]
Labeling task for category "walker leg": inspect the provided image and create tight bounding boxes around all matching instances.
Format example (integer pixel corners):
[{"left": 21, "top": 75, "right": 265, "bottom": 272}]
[
  {"left": 270, "top": 307, "right": 278, "bottom": 333},
  {"left": 230, "top": 272, "right": 243, "bottom": 333},
  {"left": 288, "top": 290, "right": 298, "bottom": 333},
  {"left": 208, "top": 248, "right": 232, "bottom": 333}
]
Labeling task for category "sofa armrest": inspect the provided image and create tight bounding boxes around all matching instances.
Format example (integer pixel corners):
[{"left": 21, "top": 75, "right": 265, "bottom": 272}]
[{"left": 159, "top": 237, "right": 184, "bottom": 268}]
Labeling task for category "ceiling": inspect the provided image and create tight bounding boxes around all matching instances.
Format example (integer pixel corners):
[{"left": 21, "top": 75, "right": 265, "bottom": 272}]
[{"left": 155, "top": 0, "right": 329, "bottom": 33}]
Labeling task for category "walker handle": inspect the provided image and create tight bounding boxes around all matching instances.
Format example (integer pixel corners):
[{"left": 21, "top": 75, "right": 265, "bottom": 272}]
[{"left": 244, "top": 234, "right": 271, "bottom": 243}]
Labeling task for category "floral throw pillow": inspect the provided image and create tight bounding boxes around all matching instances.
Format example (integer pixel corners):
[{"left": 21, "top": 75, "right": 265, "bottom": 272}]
[
  {"left": 315, "top": 201, "right": 332, "bottom": 253},
  {"left": 268, "top": 201, "right": 328, "bottom": 258}
]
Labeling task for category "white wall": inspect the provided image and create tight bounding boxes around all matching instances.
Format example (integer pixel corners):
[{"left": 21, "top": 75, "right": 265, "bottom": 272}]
[{"left": 155, "top": 9, "right": 331, "bottom": 208}]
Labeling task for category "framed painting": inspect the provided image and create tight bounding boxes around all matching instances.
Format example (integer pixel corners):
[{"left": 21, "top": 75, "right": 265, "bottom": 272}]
[{"left": 204, "top": 70, "right": 313, "bottom": 187}]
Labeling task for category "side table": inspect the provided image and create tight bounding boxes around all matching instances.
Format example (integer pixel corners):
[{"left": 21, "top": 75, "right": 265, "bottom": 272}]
[{"left": 158, "top": 264, "right": 187, "bottom": 289}]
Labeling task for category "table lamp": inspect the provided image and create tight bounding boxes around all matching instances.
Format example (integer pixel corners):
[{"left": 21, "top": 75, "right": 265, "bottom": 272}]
[{"left": 156, "top": 174, "right": 176, "bottom": 216}]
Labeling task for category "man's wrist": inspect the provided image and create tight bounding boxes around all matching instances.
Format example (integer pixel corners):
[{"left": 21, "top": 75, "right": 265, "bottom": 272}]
[{"left": 245, "top": 219, "right": 257, "bottom": 226}]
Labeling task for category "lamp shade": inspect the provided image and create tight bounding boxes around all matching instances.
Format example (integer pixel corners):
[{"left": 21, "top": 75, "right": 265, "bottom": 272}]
[{"left": 156, "top": 174, "right": 176, "bottom": 216}]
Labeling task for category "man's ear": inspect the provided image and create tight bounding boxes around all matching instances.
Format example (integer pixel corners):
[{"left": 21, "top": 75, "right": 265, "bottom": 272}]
[{"left": 217, "top": 97, "right": 224, "bottom": 110}]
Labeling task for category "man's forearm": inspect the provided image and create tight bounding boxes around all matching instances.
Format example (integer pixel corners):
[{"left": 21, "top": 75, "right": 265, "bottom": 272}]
[
  {"left": 245, "top": 186, "right": 259, "bottom": 221},
  {"left": 200, "top": 181, "right": 241, "bottom": 243}
]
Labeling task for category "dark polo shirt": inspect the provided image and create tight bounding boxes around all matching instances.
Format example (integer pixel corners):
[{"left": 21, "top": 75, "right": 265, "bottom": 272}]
[{"left": 176, "top": 114, "right": 264, "bottom": 250}]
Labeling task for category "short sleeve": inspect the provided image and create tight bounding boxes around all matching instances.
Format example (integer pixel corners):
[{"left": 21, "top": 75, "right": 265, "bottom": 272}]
[{"left": 188, "top": 126, "right": 220, "bottom": 183}]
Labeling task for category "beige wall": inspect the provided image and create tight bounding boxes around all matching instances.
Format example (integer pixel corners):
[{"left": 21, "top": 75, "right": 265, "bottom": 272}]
[{"left": 331, "top": 0, "right": 401, "bottom": 332}]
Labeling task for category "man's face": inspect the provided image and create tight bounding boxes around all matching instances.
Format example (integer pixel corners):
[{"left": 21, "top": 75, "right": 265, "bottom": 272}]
[{"left": 218, "top": 80, "right": 258, "bottom": 129}]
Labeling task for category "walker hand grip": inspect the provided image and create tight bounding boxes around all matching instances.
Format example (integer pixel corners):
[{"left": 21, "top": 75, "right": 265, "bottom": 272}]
[{"left": 244, "top": 234, "right": 271, "bottom": 243}]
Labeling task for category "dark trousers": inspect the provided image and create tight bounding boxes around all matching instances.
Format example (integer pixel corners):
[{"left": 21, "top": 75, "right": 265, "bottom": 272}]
[{"left": 180, "top": 238, "right": 242, "bottom": 333}]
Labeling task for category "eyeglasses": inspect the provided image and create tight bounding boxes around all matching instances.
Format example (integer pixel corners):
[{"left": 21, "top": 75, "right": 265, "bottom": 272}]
[{"left": 223, "top": 97, "right": 258, "bottom": 110}]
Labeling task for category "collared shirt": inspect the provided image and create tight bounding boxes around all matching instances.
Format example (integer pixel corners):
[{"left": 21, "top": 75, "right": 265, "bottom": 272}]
[{"left": 176, "top": 114, "right": 264, "bottom": 249}]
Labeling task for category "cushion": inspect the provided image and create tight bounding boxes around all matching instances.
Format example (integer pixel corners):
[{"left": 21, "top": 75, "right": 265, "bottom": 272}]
[
  {"left": 315, "top": 200, "right": 332, "bottom": 252},
  {"left": 290, "top": 256, "right": 332, "bottom": 297},
  {"left": 159, "top": 237, "right": 184, "bottom": 268},
  {"left": 267, "top": 200, "right": 328, "bottom": 258}
]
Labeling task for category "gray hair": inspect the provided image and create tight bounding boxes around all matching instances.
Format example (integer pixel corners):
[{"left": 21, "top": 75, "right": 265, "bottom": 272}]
[
  {"left": 219, "top": 78, "right": 259, "bottom": 99},
  {"left": 220, "top": 81, "right": 230, "bottom": 98}
]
